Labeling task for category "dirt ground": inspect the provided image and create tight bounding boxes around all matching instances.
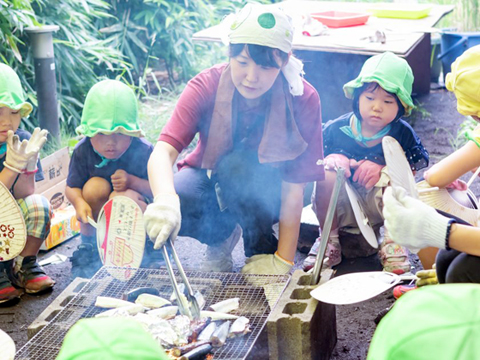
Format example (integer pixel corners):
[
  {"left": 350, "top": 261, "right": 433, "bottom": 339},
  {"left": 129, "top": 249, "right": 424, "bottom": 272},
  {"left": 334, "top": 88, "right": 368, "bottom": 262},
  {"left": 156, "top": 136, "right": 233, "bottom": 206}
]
[{"left": 0, "top": 88, "right": 474, "bottom": 359}]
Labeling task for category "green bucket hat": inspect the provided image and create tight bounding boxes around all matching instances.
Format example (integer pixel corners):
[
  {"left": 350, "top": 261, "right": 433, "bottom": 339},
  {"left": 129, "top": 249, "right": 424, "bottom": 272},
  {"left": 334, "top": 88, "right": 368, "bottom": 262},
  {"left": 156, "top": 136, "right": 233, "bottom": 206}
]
[
  {"left": 367, "top": 284, "right": 480, "bottom": 360},
  {"left": 0, "top": 63, "right": 33, "bottom": 117},
  {"left": 343, "top": 52, "right": 415, "bottom": 116},
  {"left": 56, "top": 317, "right": 169, "bottom": 360},
  {"left": 76, "top": 79, "right": 144, "bottom": 137}
]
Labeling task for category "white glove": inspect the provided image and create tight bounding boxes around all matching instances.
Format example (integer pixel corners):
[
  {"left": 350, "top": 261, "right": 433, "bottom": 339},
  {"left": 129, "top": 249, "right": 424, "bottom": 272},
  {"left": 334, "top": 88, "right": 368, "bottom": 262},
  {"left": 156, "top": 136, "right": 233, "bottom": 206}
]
[
  {"left": 383, "top": 186, "right": 451, "bottom": 253},
  {"left": 25, "top": 128, "right": 48, "bottom": 173},
  {"left": 241, "top": 253, "right": 293, "bottom": 275},
  {"left": 4, "top": 130, "right": 39, "bottom": 173},
  {"left": 144, "top": 193, "right": 181, "bottom": 250}
]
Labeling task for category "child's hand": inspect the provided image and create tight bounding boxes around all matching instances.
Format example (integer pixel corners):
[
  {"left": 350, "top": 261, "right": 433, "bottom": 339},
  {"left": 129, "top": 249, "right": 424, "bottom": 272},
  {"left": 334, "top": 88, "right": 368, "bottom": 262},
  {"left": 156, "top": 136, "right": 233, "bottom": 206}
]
[
  {"left": 350, "top": 160, "right": 383, "bottom": 190},
  {"left": 323, "top": 154, "right": 352, "bottom": 177},
  {"left": 111, "top": 169, "right": 130, "bottom": 192},
  {"left": 75, "top": 201, "right": 93, "bottom": 224},
  {"left": 445, "top": 179, "right": 468, "bottom": 191}
]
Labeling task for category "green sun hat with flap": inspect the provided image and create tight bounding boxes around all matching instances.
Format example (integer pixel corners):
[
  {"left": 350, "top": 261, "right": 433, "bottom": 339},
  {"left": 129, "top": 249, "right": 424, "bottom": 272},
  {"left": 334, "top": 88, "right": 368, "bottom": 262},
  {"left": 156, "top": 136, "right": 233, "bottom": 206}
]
[
  {"left": 343, "top": 52, "right": 415, "bottom": 116},
  {"left": 56, "top": 317, "right": 169, "bottom": 360},
  {"left": 76, "top": 79, "right": 144, "bottom": 137},
  {"left": 0, "top": 63, "right": 33, "bottom": 117},
  {"left": 367, "top": 284, "right": 480, "bottom": 360}
]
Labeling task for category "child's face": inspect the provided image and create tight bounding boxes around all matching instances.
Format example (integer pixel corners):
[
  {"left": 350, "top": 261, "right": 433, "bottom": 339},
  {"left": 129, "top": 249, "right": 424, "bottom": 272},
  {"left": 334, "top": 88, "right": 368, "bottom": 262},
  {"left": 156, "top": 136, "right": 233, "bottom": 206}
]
[
  {"left": 359, "top": 84, "right": 400, "bottom": 131},
  {"left": 230, "top": 48, "right": 283, "bottom": 101},
  {"left": 90, "top": 133, "right": 132, "bottom": 159},
  {"left": 0, "top": 106, "right": 21, "bottom": 143}
]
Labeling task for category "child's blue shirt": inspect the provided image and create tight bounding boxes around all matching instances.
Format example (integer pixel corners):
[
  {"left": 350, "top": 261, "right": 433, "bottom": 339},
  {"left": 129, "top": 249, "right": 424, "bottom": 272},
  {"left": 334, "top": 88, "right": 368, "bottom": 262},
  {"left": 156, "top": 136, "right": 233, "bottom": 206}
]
[
  {"left": 67, "top": 136, "right": 153, "bottom": 189},
  {"left": 323, "top": 112, "right": 429, "bottom": 171}
]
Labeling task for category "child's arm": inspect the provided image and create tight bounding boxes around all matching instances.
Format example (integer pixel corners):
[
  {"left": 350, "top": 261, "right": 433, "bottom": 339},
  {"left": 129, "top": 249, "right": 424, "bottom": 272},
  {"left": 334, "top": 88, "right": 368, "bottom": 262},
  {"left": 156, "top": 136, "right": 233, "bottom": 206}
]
[
  {"left": 425, "top": 141, "right": 480, "bottom": 188},
  {"left": 12, "top": 173, "right": 35, "bottom": 199},
  {"left": 0, "top": 167, "right": 20, "bottom": 190},
  {"left": 111, "top": 169, "right": 153, "bottom": 198},
  {"left": 66, "top": 185, "right": 92, "bottom": 223}
]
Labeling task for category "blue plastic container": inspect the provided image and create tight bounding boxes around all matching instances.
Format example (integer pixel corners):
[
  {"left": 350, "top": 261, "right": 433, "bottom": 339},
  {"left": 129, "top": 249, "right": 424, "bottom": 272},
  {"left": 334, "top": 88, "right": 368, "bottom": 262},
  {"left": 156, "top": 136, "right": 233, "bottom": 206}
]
[{"left": 438, "top": 32, "right": 480, "bottom": 80}]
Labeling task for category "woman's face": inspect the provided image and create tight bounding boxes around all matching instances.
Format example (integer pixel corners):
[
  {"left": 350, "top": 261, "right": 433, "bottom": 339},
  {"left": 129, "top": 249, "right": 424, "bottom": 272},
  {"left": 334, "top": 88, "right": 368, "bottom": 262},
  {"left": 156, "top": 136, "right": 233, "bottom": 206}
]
[
  {"left": 90, "top": 133, "right": 132, "bottom": 159},
  {"left": 358, "top": 83, "right": 400, "bottom": 132},
  {"left": 230, "top": 48, "right": 284, "bottom": 100}
]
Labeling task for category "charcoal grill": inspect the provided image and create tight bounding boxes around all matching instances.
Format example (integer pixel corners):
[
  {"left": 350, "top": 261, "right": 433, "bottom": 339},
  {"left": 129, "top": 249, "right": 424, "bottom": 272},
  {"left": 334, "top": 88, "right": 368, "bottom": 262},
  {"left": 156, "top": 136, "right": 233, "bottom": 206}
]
[{"left": 16, "top": 267, "right": 290, "bottom": 360}]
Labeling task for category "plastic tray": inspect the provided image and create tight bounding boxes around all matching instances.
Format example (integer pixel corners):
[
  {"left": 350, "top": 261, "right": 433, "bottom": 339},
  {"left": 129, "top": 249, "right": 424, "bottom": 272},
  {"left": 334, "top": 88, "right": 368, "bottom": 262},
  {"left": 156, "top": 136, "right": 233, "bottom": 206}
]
[
  {"left": 367, "top": 4, "right": 432, "bottom": 19},
  {"left": 311, "top": 11, "right": 370, "bottom": 28}
]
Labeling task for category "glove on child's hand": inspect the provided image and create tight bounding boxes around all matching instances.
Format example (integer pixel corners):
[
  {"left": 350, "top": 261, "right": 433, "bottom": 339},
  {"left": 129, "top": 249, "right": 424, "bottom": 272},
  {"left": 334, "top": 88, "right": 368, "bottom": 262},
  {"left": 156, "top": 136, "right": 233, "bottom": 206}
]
[
  {"left": 25, "top": 128, "right": 48, "bottom": 174},
  {"left": 383, "top": 186, "right": 451, "bottom": 253},
  {"left": 4, "top": 130, "right": 39, "bottom": 173},
  {"left": 144, "top": 193, "right": 181, "bottom": 250}
]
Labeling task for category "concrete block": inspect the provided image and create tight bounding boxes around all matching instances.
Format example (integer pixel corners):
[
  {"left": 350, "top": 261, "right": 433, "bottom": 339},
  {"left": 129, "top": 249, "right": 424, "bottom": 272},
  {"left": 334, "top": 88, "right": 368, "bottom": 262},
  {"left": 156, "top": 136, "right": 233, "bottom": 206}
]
[
  {"left": 267, "top": 269, "right": 337, "bottom": 360},
  {"left": 27, "top": 277, "right": 88, "bottom": 339}
]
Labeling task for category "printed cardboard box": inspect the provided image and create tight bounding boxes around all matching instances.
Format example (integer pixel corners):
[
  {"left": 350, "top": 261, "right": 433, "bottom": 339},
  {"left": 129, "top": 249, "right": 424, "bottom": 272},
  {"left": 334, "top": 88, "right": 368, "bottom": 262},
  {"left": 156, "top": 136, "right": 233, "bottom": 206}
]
[
  {"left": 35, "top": 147, "right": 79, "bottom": 250},
  {"left": 41, "top": 205, "right": 80, "bottom": 251}
]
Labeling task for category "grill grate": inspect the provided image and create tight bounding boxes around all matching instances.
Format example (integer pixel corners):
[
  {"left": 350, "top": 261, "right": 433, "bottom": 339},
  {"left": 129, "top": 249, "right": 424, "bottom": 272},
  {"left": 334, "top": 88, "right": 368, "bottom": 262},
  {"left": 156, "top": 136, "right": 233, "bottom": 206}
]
[{"left": 17, "top": 267, "right": 290, "bottom": 360}]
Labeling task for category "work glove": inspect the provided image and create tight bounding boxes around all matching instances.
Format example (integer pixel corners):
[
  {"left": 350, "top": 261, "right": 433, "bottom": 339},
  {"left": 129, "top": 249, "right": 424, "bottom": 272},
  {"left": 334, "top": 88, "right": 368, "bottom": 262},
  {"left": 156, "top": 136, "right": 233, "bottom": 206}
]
[
  {"left": 350, "top": 159, "right": 384, "bottom": 190},
  {"left": 25, "top": 128, "right": 48, "bottom": 174},
  {"left": 415, "top": 265, "right": 438, "bottom": 287},
  {"left": 241, "top": 252, "right": 293, "bottom": 275},
  {"left": 4, "top": 130, "right": 39, "bottom": 173},
  {"left": 144, "top": 193, "right": 181, "bottom": 250},
  {"left": 322, "top": 154, "right": 352, "bottom": 177},
  {"left": 383, "top": 186, "right": 451, "bottom": 253}
]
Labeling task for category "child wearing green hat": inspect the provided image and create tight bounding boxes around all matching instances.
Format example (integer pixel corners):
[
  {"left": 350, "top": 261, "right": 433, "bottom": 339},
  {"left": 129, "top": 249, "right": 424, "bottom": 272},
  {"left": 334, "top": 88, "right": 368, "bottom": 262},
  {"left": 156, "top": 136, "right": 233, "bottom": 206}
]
[
  {"left": 303, "top": 52, "right": 429, "bottom": 274},
  {"left": 0, "top": 63, "right": 54, "bottom": 303},
  {"left": 66, "top": 79, "right": 154, "bottom": 278},
  {"left": 383, "top": 45, "right": 480, "bottom": 284}
]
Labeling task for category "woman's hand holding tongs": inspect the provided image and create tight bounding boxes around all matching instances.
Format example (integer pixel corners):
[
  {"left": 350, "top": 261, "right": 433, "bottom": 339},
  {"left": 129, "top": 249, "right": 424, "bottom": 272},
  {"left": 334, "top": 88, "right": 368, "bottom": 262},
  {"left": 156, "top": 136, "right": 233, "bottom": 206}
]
[{"left": 144, "top": 193, "right": 181, "bottom": 250}]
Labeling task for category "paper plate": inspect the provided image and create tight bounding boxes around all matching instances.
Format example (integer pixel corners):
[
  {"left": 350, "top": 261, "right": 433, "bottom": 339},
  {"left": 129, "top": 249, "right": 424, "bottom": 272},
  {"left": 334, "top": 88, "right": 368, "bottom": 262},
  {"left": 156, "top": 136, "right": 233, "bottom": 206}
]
[
  {"left": 0, "top": 182, "right": 26, "bottom": 262},
  {"left": 96, "top": 196, "right": 145, "bottom": 280},
  {"left": 310, "top": 271, "right": 400, "bottom": 305},
  {"left": 382, "top": 136, "right": 419, "bottom": 199},
  {"left": 0, "top": 329, "right": 15, "bottom": 360},
  {"left": 345, "top": 182, "right": 378, "bottom": 249},
  {"left": 417, "top": 180, "right": 480, "bottom": 226}
]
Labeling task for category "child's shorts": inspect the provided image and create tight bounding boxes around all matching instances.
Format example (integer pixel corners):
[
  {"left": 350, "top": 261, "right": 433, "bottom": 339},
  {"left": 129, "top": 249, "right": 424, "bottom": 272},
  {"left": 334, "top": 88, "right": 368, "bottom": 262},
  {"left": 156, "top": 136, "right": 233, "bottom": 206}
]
[{"left": 17, "top": 194, "right": 52, "bottom": 239}]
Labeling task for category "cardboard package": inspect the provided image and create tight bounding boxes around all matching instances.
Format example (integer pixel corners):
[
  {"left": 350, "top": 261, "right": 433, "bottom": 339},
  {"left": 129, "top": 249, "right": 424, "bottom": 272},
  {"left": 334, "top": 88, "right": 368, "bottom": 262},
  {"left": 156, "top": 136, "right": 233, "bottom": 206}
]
[{"left": 36, "top": 147, "right": 80, "bottom": 250}]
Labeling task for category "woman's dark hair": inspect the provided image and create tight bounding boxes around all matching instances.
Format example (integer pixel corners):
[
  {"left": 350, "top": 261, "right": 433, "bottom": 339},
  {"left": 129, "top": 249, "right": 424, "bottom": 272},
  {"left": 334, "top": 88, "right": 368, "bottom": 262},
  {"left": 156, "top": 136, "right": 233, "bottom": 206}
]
[
  {"left": 352, "top": 82, "right": 405, "bottom": 122},
  {"left": 229, "top": 43, "right": 288, "bottom": 68}
]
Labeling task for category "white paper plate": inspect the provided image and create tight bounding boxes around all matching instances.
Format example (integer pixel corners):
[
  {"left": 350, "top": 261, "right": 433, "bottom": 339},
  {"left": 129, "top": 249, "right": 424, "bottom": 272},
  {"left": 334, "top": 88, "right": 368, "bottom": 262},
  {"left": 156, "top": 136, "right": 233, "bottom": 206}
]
[
  {"left": 310, "top": 271, "right": 400, "bottom": 305},
  {"left": 345, "top": 182, "right": 378, "bottom": 249}
]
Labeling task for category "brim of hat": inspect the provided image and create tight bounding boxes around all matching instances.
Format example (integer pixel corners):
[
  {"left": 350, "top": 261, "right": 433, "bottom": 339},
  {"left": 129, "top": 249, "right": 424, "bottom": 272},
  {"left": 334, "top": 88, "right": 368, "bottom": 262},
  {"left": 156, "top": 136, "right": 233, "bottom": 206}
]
[
  {"left": 0, "top": 102, "right": 33, "bottom": 118},
  {"left": 343, "top": 78, "right": 415, "bottom": 116},
  {"left": 76, "top": 125, "right": 144, "bottom": 138}
]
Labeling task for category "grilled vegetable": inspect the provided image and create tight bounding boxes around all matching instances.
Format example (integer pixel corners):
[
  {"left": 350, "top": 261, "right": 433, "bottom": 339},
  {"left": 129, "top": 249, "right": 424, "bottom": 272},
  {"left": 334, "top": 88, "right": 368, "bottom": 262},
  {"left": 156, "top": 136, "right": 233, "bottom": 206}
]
[
  {"left": 200, "top": 310, "right": 238, "bottom": 320},
  {"left": 135, "top": 293, "right": 171, "bottom": 309},
  {"left": 179, "top": 343, "right": 213, "bottom": 360},
  {"left": 188, "top": 318, "right": 211, "bottom": 343},
  {"left": 228, "top": 316, "right": 250, "bottom": 338},
  {"left": 211, "top": 321, "right": 231, "bottom": 348},
  {"left": 197, "top": 322, "right": 217, "bottom": 342},
  {"left": 171, "top": 340, "right": 211, "bottom": 356},
  {"left": 122, "top": 287, "right": 160, "bottom": 302},
  {"left": 95, "top": 296, "right": 133, "bottom": 308},
  {"left": 209, "top": 298, "right": 239, "bottom": 313}
]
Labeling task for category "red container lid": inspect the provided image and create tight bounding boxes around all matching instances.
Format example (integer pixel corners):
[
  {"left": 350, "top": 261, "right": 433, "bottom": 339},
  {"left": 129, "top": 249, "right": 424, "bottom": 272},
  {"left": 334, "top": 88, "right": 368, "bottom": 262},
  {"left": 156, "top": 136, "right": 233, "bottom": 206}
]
[{"left": 311, "top": 11, "right": 370, "bottom": 28}]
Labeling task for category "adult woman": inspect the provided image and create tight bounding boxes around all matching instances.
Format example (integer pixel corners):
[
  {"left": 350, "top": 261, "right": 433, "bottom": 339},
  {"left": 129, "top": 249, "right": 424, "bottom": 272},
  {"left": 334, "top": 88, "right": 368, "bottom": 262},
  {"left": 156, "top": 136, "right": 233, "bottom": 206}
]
[{"left": 144, "top": 3, "right": 324, "bottom": 274}]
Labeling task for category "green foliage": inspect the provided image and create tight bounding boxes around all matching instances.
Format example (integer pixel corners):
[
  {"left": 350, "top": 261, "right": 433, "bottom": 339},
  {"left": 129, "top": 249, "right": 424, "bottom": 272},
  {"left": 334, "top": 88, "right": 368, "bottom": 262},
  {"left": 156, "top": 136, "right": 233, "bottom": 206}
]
[{"left": 435, "top": 116, "right": 478, "bottom": 151}]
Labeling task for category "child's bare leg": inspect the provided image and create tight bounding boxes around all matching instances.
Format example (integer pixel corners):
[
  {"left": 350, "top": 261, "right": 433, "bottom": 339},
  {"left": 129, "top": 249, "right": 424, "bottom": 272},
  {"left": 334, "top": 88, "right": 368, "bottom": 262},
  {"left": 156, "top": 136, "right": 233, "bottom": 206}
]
[
  {"left": 20, "top": 236, "right": 44, "bottom": 257},
  {"left": 81, "top": 177, "right": 111, "bottom": 236},
  {"left": 110, "top": 189, "right": 147, "bottom": 212}
]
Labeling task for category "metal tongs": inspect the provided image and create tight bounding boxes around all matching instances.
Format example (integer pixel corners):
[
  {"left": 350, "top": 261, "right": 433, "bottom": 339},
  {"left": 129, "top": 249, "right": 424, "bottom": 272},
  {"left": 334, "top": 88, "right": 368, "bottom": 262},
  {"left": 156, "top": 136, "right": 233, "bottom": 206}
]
[
  {"left": 162, "top": 239, "right": 201, "bottom": 320},
  {"left": 311, "top": 166, "right": 345, "bottom": 285}
]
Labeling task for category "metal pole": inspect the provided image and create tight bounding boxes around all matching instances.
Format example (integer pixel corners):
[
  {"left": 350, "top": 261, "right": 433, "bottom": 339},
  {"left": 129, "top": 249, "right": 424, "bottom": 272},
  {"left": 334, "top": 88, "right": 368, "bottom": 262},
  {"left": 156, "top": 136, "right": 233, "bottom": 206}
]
[{"left": 25, "top": 25, "right": 60, "bottom": 143}]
